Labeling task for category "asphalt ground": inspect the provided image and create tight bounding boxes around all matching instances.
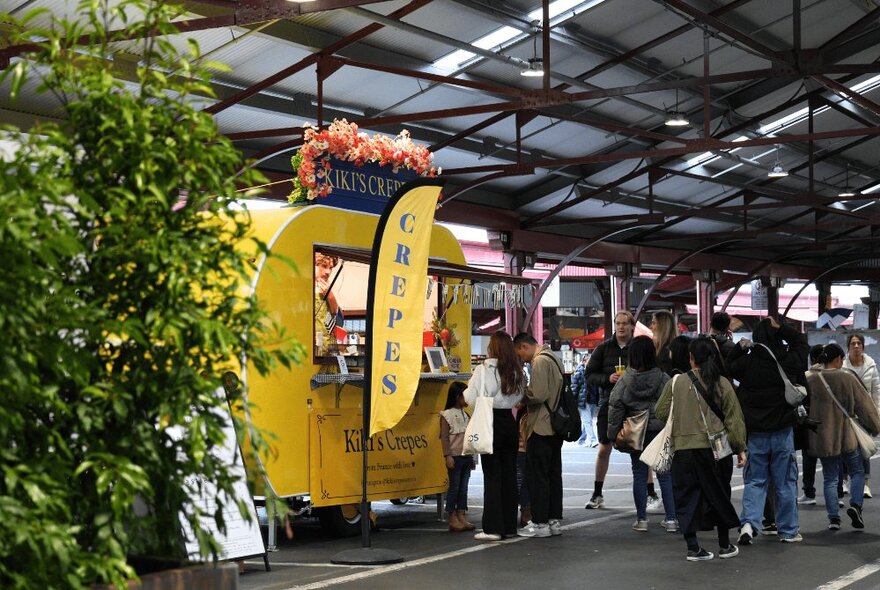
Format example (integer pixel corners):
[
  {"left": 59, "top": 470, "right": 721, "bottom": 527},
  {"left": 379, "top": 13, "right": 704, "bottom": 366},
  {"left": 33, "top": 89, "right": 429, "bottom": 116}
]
[{"left": 239, "top": 444, "right": 880, "bottom": 590}]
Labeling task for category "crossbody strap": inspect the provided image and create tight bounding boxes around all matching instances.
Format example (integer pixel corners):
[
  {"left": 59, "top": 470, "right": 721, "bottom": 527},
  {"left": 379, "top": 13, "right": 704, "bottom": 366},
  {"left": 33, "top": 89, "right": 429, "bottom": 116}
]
[
  {"left": 479, "top": 362, "right": 498, "bottom": 399},
  {"left": 686, "top": 371, "right": 726, "bottom": 422},
  {"left": 756, "top": 343, "right": 796, "bottom": 389},
  {"left": 817, "top": 372, "right": 853, "bottom": 420},
  {"left": 538, "top": 351, "right": 564, "bottom": 413}
]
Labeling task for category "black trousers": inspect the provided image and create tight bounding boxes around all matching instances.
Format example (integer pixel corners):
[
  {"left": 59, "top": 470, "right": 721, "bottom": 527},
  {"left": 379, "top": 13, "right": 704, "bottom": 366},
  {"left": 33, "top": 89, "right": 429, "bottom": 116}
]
[
  {"left": 481, "top": 409, "right": 519, "bottom": 536},
  {"left": 527, "top": 432, "right": 563, "bottom": 524},
  {"left": 672, "top": 449, "right": 739, "bottom": 536}
]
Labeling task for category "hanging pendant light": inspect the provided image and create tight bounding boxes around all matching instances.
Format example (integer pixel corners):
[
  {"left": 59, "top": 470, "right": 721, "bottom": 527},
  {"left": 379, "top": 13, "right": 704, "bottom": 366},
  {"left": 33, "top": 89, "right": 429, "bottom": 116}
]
[
  {"left": 838, "top": 163, "right": 858, "bottom": 197},
  {"left": 664, "top": 88, "right": 689, "bottom": 126},
  {"left": 767, "top": 144, "right": 788, "bottom": 178},
  {"left": 521, "top": 33, "right": 544, "bottom": 77}
]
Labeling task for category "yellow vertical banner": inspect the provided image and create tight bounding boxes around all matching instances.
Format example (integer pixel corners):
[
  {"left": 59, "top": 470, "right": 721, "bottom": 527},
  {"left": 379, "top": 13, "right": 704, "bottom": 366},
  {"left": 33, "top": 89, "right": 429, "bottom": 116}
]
[{"left": 368, "top": 180, "right": 442, "bottom": 436}]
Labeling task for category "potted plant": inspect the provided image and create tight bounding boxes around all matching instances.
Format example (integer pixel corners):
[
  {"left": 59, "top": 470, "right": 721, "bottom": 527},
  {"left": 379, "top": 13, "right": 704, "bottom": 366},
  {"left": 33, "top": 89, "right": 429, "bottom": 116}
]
[{"left": 0, "top": 1, "right": 301, "bottom": 588}]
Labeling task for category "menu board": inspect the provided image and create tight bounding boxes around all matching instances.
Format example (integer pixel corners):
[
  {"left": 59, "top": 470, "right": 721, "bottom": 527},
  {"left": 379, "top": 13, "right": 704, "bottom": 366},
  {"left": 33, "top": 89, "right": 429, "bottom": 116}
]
[{"left": 176, "top": 387, "right": 266, "bottom": 561}]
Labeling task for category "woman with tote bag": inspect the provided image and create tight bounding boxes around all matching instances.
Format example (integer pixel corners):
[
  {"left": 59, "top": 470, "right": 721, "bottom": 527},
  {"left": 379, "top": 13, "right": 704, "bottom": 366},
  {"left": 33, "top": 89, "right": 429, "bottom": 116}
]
[
  {"left": 607, "top": 335, "right": 677, "bottom": 533},
  {"left": 655, "top": 337, "right": 747, "bottom": 562},
  {"left": 464, "top": 330, "right": 525, "bottom": 541}
]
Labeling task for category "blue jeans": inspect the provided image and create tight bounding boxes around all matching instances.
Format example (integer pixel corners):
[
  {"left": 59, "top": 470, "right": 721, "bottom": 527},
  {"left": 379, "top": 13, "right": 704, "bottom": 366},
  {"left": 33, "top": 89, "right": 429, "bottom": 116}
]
[
  {"left": 445, "top": 456, "right": 473, "bottom": 512},
  {"left": 578, "top": 404, "right": 599, "bottom": 444},
  {"left": 740, "top": 427, "right": 799, "bottom": 538},
  {"left": 630, "top": 452, "right": 676, "bottom": 520},
  {"left": 820, "top": 451, "right": 865, "bottom": 520}
]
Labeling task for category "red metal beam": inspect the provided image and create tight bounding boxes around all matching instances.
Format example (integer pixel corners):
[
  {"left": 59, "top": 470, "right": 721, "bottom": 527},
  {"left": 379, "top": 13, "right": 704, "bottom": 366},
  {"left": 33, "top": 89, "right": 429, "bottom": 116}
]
[
  {"left": 662, "top": 0, "right": 792, "bottom": 68},
  {"left": 203, "top": 0, "right": 433, "bottom": 115},
  {"left": 328, "top": 56, "right": 523, "bottom": 97},
  {"left": 583, "top": 0, "right": 754, "bottom": 80},
  {"left": 444, "top": 125, "right": 880, "bottom": 176},
  {"left": 429, "top": 112, "right": 514, "bottom": 152}
]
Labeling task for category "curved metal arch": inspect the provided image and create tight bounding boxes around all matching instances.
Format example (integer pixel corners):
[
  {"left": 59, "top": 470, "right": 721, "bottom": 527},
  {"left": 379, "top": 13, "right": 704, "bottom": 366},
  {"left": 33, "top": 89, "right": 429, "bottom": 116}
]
[
  {"left": 718, "top": 251, "right": 808, "bottom": 312},
  {"left": 522, "top": 222, "right": 662, "bottom": 331},
  {"left": 782, "top": 260, "right": 859, "bottom": 318},
  {"left": 632, "top": 240, "right": 739, "bottom": 322}
]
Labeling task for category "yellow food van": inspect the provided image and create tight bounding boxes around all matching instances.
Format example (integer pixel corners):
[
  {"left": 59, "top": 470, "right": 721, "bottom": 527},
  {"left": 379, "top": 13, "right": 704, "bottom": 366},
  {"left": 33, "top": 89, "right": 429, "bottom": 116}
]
[{"left": 238, "top": 202, "right": 528, "bottom": 536}]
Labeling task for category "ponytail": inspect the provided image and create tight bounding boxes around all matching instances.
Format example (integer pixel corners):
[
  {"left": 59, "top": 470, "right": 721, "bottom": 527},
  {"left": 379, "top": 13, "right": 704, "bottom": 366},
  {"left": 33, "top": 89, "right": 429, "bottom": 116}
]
[
  {"left": 818, "top": 342, "right": 845, "bottom": 365},
  {"left": 689, "top": 336, "right": 722, "bottom": 401}
]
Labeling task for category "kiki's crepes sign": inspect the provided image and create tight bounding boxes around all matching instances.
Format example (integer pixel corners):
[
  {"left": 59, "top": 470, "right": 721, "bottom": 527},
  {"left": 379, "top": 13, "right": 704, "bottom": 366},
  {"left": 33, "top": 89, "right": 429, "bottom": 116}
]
[
  {"left": 366, "top": 180, "right": 443, "bottom": 436},
  {"left": 309, "top": 410, "right": 446, "bottom": 506},
  {"left": 321, "top": 159, "right": 420, "bottom": 215}
]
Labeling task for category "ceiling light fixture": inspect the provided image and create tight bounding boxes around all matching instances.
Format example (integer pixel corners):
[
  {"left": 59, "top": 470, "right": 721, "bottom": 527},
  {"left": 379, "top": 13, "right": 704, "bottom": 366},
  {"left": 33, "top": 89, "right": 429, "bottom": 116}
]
[
  {"left": 838, "top": 163, "right": 858, "bottom": 197},
  {"left": 521, "top": 31, "right": 544, "bottom": 77},
  {"left": 521, "top": 57, "right": 544, "bottom": 77},
  {"left": 767, "top": 144, "right": 788, "bottom": 178},
  {"left": 664, "top": 88, "right": 689, "bottom": 127}
]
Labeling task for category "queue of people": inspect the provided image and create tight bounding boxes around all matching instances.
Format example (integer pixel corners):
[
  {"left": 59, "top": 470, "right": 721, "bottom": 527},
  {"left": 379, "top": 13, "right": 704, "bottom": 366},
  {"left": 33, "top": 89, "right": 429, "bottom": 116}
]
[{"left": 443, "top": 317, "right": 880, "bottom": 562}]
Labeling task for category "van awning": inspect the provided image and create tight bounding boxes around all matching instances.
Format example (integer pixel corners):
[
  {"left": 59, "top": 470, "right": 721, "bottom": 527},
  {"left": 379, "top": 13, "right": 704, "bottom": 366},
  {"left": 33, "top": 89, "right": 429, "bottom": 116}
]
[{"left": 317, "top": 244, "right": 534, "bottom": 285}]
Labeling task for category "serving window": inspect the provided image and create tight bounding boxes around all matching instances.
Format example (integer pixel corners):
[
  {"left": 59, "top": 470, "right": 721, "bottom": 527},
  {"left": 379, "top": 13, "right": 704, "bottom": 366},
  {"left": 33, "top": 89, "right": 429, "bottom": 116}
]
[{"left": 313, "top": 247, "right": 438, "bottom": 363}]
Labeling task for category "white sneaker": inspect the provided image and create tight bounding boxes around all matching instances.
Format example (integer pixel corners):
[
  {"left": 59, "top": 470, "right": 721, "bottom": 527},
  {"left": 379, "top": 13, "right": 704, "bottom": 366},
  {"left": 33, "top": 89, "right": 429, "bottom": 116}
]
[
  {"left": 549, "top": 519, "right": 563, "bottom": 536},
  {"left": 473, "top": 532, "right": 502, "bottom": 541},
  {"left": 517, "top": 521, "right": 551, "bottom": 538},
  {"left": 738, "top": 523, "right": 754, "bottom": 545},
  {"left": 632, "top": 519, "right": 648, "bottom": 532},
  {"left": 646, "top": 495, "right": 664, "bottom": 514},
  {"left": 797, "top": 494, "right": 816, "bottom": 505},
  {"left": 585, "top": 495, "right": 604, "bottom": 509},
  {"left": 865, "top": 484, "right": 873, "bottom": 499},
  {"left": 661, "top": 519, "right": 679, "bottom": 533},
  {"left": 780, "top": 533, "right": 803, "bottom": 543}
]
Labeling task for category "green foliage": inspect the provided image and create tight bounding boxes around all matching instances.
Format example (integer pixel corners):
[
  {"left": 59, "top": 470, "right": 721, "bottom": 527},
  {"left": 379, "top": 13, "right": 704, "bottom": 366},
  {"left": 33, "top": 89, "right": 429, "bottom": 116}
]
[
  {"left": 0, "top": 1, "right": 302, "bottom": 587},
  {"left": 289, "top": 151, "right": 308, "bottom": 204}
]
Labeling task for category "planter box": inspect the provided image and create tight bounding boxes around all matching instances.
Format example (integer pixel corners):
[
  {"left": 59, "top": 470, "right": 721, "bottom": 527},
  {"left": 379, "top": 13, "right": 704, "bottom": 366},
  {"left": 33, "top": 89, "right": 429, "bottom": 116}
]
[{"left": 91, "top": 559, "right": 238, "bottom": 590}]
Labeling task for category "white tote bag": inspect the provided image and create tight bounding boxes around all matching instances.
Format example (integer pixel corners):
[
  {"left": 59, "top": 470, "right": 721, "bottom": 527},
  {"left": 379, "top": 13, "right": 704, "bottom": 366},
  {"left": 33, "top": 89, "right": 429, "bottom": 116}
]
[
  {"left": 463, "top": 365, "right": 495, "bottom": 455},
  {"left": 640, "top": 375, "right": 677, "bottom": 474}
]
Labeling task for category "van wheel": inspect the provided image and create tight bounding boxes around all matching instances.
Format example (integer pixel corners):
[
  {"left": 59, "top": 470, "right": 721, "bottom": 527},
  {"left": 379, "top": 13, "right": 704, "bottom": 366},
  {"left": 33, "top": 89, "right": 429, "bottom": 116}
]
[
  {"left": 317, "top": 504, "right": 363, "bottom": 537},
  {"left": 389, "top": 498, "right": 408, "bottom": 505}
]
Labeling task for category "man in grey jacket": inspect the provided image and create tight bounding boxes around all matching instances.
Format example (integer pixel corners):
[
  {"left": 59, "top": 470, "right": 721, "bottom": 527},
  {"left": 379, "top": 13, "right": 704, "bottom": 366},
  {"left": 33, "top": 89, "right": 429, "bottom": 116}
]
[{"left": 514, "top": 332, "right": 563, "bottom": 538}]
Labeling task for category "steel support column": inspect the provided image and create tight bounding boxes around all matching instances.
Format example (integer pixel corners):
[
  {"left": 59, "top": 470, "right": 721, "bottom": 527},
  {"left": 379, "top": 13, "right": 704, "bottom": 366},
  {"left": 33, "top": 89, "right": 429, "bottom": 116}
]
[
  {"left": 695, "top": 270, "right": 717, "bottom": 334},
  {"left": 503, "top": 251, "right": 525, "bottom": 337}
]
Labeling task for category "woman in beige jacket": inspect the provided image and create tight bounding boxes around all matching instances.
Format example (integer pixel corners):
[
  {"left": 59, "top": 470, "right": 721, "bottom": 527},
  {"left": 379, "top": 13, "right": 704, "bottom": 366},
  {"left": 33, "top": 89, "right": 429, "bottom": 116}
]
[
  {"left": 655, "top": 337, "right": 746, "bottom": 562},
  {"left": 805, "top": 343, "right": 880, "bottom": 530}
]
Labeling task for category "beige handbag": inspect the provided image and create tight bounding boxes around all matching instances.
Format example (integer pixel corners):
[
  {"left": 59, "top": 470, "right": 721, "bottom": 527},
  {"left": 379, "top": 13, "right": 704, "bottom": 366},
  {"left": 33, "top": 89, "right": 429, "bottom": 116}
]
[{"left": 614, "top": 409, "right": 649, "bottom": 452}]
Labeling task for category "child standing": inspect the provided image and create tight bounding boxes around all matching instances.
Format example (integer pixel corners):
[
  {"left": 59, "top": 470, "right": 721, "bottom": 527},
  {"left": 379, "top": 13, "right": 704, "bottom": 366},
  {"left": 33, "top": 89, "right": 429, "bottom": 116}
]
[{"left": 441, "top": 382, "right": 476, "bottom": 532}]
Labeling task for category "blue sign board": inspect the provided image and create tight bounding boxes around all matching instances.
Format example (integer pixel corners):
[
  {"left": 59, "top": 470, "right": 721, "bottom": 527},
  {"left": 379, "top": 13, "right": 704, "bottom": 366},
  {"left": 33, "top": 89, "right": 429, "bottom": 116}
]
[{"left": 319, "top": 158, "right": 420, "bottom": 214}]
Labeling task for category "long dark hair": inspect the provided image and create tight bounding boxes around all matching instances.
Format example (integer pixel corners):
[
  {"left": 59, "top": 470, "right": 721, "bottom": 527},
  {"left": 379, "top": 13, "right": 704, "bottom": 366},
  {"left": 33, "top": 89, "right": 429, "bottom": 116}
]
[
  {"left": 689, "top": 336, "right": 722, "bottom": 401},
  {"left": 669, "top": 335, "right": 692, "bottom": 375},
  {"left": 628, "top": 335, "right": 657, "bottom": 372},
  {"left": 487, "top": 330, "right": 524, "bottom": 395},
  {"left": 445, "top": 381, "right": 467, "bottom": 410}
]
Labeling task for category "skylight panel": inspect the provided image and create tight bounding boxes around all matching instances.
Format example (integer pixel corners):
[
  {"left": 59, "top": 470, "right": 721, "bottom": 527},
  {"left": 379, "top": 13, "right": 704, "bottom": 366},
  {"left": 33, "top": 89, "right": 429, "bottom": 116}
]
[{"left": 433, "top": 0, "right": 607, "bottom": 71}]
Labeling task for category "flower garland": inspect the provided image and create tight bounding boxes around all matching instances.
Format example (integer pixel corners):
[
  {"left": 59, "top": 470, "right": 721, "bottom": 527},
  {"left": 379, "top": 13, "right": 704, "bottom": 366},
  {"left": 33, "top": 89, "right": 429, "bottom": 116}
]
[{"left": 289, "top": 119, "right": 440, "bottom": 203}]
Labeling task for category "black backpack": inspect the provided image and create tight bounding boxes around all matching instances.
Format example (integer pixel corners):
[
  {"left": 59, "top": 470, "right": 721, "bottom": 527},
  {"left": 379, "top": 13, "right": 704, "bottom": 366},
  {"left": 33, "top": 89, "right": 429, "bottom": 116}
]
[{"left": 540, "top": 353, "right": 583, "bottom": 442}]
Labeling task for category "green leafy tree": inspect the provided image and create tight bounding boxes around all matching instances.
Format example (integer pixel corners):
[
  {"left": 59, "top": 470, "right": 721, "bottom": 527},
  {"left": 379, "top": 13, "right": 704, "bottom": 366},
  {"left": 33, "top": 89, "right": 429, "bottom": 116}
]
[{"left": 0, "top": 2, "right": 302, "bottom": 587}]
